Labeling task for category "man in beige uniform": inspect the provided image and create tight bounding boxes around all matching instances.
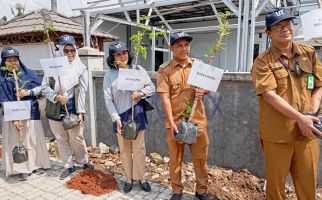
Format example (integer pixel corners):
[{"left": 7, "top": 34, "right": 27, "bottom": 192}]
[
  {"left": 157, "top": 32, "right": 209, "bottom": 200},
  {"left": 252, "top": 7, "right": 322, "bottom": 200}
]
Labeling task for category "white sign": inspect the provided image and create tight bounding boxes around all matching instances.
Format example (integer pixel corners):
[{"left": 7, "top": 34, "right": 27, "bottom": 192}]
[
  {"left": 53, "top": 77, "right": 78, "bottom": 95},
  {"left": 117, "top": 68, "right": 145, "bottom": 91},
  {"left": 3, "top": 101, "right": 31, "bottom": 121},
  {"left": 39, "top": 56, "right": 71, "bottom": 77},
  {"left": 187, "top": 60, "right": 224, "bottom": 92},
  {"left": 301, "top": 8, "right": 322, "bottom": 41}
]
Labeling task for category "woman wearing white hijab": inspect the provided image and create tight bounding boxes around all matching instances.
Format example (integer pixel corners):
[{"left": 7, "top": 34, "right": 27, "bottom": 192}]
[{"left": 42, "top": 35, "right": 93, "bottom": 180}]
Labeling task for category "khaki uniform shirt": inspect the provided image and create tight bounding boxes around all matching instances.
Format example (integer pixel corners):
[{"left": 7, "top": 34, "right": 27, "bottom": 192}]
[
  {"left": 157, "top": 58, "right": 207, "bottom": 129},
  {"left": 252, "top": 42, "right": 322, "bottom": 142}
]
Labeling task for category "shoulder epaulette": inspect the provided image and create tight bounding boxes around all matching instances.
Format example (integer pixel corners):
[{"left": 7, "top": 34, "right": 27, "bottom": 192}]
[
  {"left": 158, "top": 61, "right": 171, "bottom": 70},
  {"left": 296, "top": 43, "right": 315, "bottom": 53},
  {"left": 297, "top": 43, "right": 314, "bottom": 49},
  {"left": 256, "top": 49, "right": 270, "bottom": 60}
]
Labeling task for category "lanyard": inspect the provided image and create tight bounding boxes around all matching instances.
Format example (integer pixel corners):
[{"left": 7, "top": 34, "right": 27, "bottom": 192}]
[{"left": 278, "top": 55, "right": 303, "bottom": 77}]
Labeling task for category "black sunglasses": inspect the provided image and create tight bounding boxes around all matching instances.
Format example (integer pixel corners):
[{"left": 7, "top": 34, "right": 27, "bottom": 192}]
[{"left": 63, "top": 49, "right": 76, "bottom": 54}]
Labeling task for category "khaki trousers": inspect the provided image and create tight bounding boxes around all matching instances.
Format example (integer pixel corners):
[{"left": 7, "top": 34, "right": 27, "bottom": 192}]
[
  {"left": 117, "top": 130, "right": 146, "bottom": 183},
  {"left": 1, "top": 119, "right": 51, "bottom": 176},
  {"left": 166, "top": 128, "right": 209, "bottom": 195},
  {"left": 48, "top": 120, "right": 88, "bottom": 168},
  {"left": 262, "top": 139, "right": 320, "bottom": 200}
]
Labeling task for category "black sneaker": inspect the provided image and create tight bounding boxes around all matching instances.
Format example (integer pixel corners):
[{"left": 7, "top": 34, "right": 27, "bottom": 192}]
[
  {"left": 83, "top": 162, "right": 94, "bottom": 170},
  {"left": 170, "top": 193, "right": 183, "bottom": 200},
  {"left": 139, "top": 180, "right": 151, "bottom": 192},
  {"left": 32, "top": 168, "right": 45, "bottom": 175},
  {"left": 19, "top": 173, "right": 28, "bottom": 181},
  {"left": 195, "top": 192, "right": 210, "bottom": 200},
  {"left": 60, "top": 167, "right": 76, "bottom": 180},
  {"left": 123, "top": 181, "right": 133, "bottom": 193}
]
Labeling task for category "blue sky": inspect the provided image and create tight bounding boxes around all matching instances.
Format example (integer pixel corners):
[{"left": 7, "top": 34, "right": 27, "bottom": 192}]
[{"left": 0, "top": 0, "right": 87, "bottom": 20}]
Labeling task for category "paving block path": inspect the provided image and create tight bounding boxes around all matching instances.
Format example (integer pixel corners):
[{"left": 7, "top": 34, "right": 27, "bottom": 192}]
[{"left": 0, "top": 158, "right": 195, "bottom": 200}]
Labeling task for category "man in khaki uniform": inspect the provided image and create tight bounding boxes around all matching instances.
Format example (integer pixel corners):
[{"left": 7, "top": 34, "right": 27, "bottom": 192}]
[
  {"left": 252, "top": 7, "right": 322, "bottom": 200},
  {"left": 157, "top": 32, "right": 209, "bottom": 200}
]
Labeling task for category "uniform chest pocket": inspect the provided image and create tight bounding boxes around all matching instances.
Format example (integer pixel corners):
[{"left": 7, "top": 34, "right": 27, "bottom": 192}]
[
  {"left": 299, "top": 60, "right": 313, "bottom": 89},
  {"left": 272, "top": 67, "right": 289, "bottom": 89},
  {"left": 299, "top": 59, "right": 312, "bottom": 73},
  {"left": 169, "top": 78, "right": 182, "bottom": 94}
]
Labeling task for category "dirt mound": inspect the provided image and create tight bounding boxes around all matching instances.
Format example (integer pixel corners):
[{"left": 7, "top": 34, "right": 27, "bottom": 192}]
[
  {"left": 66, "top": 169, "right": 118, "bottom": 196},
  {"left": 208, "top": 168, "right": 265, "bottom": 200}
]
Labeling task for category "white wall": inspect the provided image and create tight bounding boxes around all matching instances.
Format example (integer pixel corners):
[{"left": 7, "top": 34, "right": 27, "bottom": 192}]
[
  {"left": 0, "top": 43, "right": 52, "bottom": 70},
  {"left": 101, "top": 21, "right": 171, "bottom": 71},
  {"left": 99, "top": 19, "right": 268, "bottom": 72},
  {"left": 102, "top": 22, "right": 128, "bottom": 69}
]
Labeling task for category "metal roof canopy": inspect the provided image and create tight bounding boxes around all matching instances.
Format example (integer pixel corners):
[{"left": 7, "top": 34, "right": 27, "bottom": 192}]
[{"left": 77, "top": 0, "right": 320, "bottom": 72}]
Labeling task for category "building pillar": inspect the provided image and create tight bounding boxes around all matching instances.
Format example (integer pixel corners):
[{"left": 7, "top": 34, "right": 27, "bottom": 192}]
[{"left": 78, "top": 47, "right": 105, "bottom": 147}]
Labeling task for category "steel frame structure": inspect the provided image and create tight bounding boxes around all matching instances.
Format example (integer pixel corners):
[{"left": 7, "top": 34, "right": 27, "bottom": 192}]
[
  {"left": 77, "top": 0, "right": 321, "bottom": 147},
  {"left": 78, "top": 0, "right": 321, "bottom": 72}
]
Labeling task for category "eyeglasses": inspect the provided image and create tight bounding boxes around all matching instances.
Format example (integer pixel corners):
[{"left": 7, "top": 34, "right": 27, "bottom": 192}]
[
  {"left": 63, "top": 49, "right": 76, "bottom": 54},
  {"left": 270, "top": 21, "right": 293, "bottom": 32}
]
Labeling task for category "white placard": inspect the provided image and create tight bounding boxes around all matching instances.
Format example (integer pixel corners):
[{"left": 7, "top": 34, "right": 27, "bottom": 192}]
[
  {"left": 301, "top": 8, "right": 322, "bottom": 41},
  {"left": 39, "top": 56, "right": 71, "bottom": 77},
  {"left": 187, "top": 60, "right": 224, "bottom": 92},
  {"left": 3, "top": 101, "right": 31, "bottom": 121},
  {"left": 117, "top": 68, "right": 145, "bottom": 91},
  {"left": 53, "top": 77, "right": 78, "bottom": 95}
]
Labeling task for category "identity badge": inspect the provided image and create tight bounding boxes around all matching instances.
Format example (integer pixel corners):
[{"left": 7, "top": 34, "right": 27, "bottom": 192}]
[{"left": 307, "top": 74, "right": 314, "bottom": 89}]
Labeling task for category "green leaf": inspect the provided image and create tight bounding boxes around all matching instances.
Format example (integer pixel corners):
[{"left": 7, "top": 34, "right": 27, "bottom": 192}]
[
  {"left": 20, "top": 80, "right": 30, "bottom": 90},
  {"left": 140, "top": 15, "right": 149, "bottom": 21},
  {"left": 204, "top": 11, "right": 231, "bottom": 63},
  {"left": 129, "top": 15, "right": 168, "bottom": 65},
  {"left": 148, "top": 32, "right": 153, "bottom": 40},
  {"left": 1, "top": 66, "right": 8, "bottom": 71},
  {"left": 17, "top": 71, "right": 23, "bottom": 76},
  {"left": 184, "top": 97, "right": 193, "bottom": 115}
]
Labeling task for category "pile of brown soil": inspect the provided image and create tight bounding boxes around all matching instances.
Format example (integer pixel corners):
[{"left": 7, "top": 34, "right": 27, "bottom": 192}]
[
  {"left": 66, "top": 169, "right": 118, "bottom": 196},
  {"left": 208, "top": 168, "right": 266, "bottom": 199}
]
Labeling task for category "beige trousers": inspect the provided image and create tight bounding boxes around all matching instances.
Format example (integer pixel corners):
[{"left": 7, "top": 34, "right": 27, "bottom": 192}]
[
  {"left": 1, "top": 119, "right": 51, "bottom": 176},
  {"left": 48, "top": 119, "right": 88, "bottom": 168},
  {"left": 117, "top": 130, "right": 146, "bottom": 183}
]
